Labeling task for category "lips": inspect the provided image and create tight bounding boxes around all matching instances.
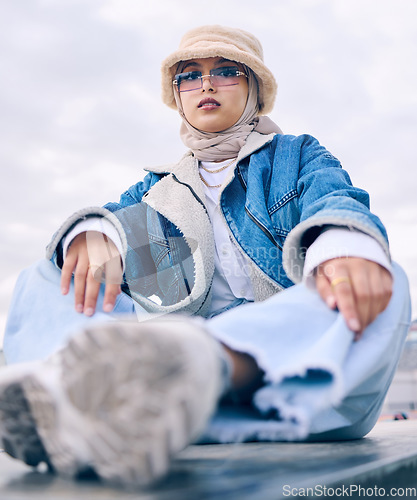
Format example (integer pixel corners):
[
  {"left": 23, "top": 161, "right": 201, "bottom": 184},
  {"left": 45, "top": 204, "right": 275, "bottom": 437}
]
[{"left": 198, "top": 97, "right": 220, "bottom": 108}]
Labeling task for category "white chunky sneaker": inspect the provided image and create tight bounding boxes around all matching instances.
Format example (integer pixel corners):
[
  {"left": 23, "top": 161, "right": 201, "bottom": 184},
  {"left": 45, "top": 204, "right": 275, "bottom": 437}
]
[{"left": 0, "top": 317, "right": 224, "bottom": 486}]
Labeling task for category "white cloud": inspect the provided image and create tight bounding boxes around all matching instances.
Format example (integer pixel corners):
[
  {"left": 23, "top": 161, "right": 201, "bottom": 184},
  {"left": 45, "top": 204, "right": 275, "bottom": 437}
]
[
  {"left": 56, "top": 97, "right": 99, "bottom": 128},
  {"left": 1, "top": 0, "right": 416, "bottom": 349}
]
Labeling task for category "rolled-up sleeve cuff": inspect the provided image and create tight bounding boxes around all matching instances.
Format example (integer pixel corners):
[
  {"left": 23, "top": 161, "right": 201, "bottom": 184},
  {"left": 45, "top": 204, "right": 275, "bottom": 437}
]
[
  {"left": 303, "top": 228, "right": 392, "bottom": 290},
  {"left": 62, "top": 217, "right": 124, "bottom": 266}
]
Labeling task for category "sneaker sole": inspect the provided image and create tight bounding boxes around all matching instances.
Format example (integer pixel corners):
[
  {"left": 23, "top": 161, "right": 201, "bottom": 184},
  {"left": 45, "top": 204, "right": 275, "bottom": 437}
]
[
  {"left": 0, "top": 318, "right": 221, "bottom": 486},
  {"left": 0, "top": 379, "right": 52, "bottom": 469}
]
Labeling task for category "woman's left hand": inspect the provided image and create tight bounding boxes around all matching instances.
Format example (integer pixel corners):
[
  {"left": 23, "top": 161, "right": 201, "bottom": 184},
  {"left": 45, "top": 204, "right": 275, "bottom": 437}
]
[{"left": 314, "top": 257, "right": 393, "bottom": 340}]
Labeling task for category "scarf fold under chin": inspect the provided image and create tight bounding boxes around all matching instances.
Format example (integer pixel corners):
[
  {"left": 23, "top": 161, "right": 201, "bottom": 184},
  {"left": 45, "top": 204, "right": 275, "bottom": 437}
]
[{"left": 174, "top": 71, "right": 282, "bottom": 162}]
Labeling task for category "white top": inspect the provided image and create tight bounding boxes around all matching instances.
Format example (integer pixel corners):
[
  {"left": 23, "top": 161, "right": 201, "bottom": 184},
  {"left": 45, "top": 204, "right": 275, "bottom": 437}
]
[
  {"left": 62, "top": 159, "right": 392, "bottom": 313},
  {"left": 199, "top": 158, "right": 255, "bottom": 312}
]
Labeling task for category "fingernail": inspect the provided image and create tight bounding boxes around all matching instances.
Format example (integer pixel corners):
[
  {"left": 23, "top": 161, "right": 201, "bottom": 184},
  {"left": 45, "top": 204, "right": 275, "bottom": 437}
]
[
  {"left": 61, "top": 287, "right": 68, "bottom": 295},
  {"left": 85, "top": 307, "right": 94, "bottom": 316},
  {"left": 103, "top": 303, "right": 113, "bottom": 313},
  {"left": 75, "top": 304, "right": 83, "bottom": 313},
  {"left": 326, "top": 296, "right": 336, "bottom": 309},
  {"left": 348, "top": 318, "right": 361, "bottom": 332}
]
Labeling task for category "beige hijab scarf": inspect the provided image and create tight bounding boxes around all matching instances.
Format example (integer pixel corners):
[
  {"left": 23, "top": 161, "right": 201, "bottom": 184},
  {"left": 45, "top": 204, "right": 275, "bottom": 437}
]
[{"left": 173, "top": 69, "right": 282, "bottom": 162}]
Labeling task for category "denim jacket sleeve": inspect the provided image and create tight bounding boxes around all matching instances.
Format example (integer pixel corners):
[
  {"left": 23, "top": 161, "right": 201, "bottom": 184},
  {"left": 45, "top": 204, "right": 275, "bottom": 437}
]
[
  {"left": 45, "top": 172, "right": 157, "bottom": 269},
  {"left": 282, "top": 134, "right": 390, "bottom": 282},
  {"left": 103, "top": 172, "right": 183, "bottom": 301}
]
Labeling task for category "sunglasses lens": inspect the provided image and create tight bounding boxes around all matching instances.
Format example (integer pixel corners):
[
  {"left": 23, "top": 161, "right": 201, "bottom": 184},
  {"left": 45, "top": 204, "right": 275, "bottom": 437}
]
[
  {"left": 210, "top": 67, "right": 242, "bottom": 87},
  {"left": 175, "top": 71, "right": 202, "bottom": 92}
]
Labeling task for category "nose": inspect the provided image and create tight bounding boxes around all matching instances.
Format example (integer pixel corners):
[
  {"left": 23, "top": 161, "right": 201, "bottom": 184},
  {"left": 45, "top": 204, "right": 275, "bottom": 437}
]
[{"left": 201, "top": 74, "right": 215, "bottom": 92}]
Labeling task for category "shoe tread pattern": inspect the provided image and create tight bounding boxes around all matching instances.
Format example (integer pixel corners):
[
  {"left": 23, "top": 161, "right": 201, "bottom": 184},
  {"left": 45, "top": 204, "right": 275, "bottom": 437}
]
[
  {"left": 0, "top": 382, "right": 51, "bottom": 468},
  {"left": 58, "top": 322, "right": 200, "bottom": 485}
]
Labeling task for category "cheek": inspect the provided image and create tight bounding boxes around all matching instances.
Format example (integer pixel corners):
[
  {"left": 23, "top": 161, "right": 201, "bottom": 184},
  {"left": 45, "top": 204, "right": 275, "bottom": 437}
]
[
  {"left": 238, "top": 93, "right": 248, "bottom": 112},
  {"left": 179, "top": 94, "right": 194, "bottom": 120},
  {"left": 239, "top": 81, "right": 249, "bottom": 108},
  {"left": 232, "top": 86, "right": 249, "bottom": 118}
]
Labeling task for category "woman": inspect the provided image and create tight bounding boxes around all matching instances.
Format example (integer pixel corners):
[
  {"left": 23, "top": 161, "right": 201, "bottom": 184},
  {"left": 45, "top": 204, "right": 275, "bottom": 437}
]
[{"left": 0, "top": 25, "right": 411, "bottom": 487}]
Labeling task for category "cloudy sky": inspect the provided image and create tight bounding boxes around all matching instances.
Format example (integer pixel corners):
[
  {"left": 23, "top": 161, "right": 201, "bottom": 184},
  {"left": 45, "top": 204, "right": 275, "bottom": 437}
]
[{"left": 1, "top": 0, "right": 416, "bottom": 344}]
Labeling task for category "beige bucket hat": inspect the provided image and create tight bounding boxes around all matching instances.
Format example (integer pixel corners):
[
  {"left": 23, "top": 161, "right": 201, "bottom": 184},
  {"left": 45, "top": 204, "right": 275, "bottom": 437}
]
[{"left": 161, "top": 25, "right": 277, "bottom": 115}]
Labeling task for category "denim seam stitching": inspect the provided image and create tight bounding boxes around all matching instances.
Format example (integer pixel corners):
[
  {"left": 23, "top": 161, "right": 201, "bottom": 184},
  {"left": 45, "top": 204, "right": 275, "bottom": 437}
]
[{"left": 268, "top": 189, "right": 298, "bottom": 214}]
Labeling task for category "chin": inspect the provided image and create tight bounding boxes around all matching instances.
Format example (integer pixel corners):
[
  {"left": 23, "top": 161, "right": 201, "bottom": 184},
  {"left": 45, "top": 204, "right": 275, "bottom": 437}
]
[{"left": 195, "top": 121, "right": 233, "bottom": 133}]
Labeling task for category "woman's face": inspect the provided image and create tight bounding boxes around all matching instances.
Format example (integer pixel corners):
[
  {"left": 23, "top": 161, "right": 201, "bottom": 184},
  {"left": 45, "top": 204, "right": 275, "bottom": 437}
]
[{"left": 175, "top": 57, "right": 249, "bottom": 133}]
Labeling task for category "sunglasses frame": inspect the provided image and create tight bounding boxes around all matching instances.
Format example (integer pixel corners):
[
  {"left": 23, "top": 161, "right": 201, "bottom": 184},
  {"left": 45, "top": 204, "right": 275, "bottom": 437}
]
[{"left": 173, "top": 66, "right": 247, "bottom": 92}]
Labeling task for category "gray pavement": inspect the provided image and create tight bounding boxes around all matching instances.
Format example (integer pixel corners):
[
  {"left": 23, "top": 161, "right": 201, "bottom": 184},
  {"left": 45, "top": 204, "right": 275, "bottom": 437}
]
[{"left": 1, "top": 420, "right": 417, "bottom": 499}]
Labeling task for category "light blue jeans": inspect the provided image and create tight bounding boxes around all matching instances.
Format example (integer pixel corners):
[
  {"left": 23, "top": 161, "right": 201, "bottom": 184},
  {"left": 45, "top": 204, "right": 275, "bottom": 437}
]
[
  {"left": 3, "top": 259, "right": 250, "bottom": 363},
  {"left": 3, "top": 259, "right": 412, "bottom": 443}
]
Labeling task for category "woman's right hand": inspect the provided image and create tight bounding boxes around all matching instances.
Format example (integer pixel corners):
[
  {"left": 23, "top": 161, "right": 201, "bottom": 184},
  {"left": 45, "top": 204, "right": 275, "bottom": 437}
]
[{"left": 60, "top": 231, "right": 123, "bottom": 316}]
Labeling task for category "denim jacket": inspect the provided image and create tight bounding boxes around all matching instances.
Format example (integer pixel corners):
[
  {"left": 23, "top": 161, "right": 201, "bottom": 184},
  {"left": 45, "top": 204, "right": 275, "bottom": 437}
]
[{"left": 47, "top": 132, "right": 389, "bottom": 317}]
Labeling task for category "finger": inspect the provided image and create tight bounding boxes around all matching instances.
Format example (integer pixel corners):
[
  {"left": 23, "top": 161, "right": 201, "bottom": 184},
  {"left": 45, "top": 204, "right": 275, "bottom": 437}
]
[
  {"left": 350, "top": 270, "right": 372, "bottom": 334},
  {"left": 315, "top": 272, "right": 337, "bottom": 309},
  {"left": 73, "top": 258, "right": 89, "bottom": 313},
  {"left": 104, "top": 255, "right": 123, "bottom": 285},
  {"left": 331, "top": 278, "right": 361, "bottom": 334},
  {"left": 61, "top": 253, "right": 77, "bottom": 295},
  {"left": 364, "top": 267, "right": 393, "bottom": 324},
  {"left": 353, "top": 263, "right": 393, "bottom": 326},
  {"left": 102, "top": 257, "right": 123, "bottom": 312},
  {"left": 366, "top": 270, "right": 385, "bottom": 326},
  {"left": 380, "top": 270, "right": 393, "bottom": 311},
  {"left": 83, "top": 269, "right": 102, "bottom": 316},
  {"left": 89, "top": 263, "right": 104, "bottom": 284},
  {"left": 103, "top": 283, "right": 122, "bottom": 313},
  {"left": 61, "top": 232, "right": 88, "bottom": 296}
]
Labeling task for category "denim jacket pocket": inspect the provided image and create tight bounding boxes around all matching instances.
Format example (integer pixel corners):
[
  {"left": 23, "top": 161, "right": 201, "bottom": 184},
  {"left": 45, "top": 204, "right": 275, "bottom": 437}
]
[{"left": 268, "top": 189, "right": 299, "bottom": 249}]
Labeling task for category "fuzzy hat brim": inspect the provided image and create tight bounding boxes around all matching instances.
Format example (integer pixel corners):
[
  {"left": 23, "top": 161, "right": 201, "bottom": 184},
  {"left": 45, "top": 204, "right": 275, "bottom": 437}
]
[{"left": 161, "top": 25, "right": 277, "bottom": 115}]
